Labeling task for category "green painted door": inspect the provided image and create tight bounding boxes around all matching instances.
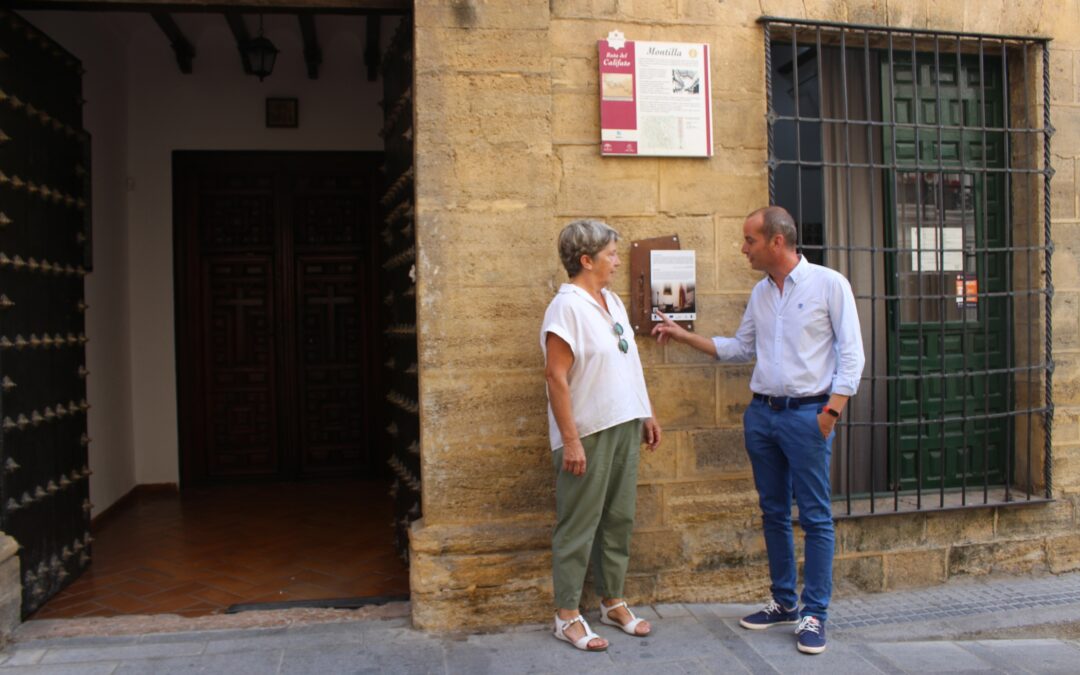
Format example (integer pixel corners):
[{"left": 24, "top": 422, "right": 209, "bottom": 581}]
[{"left": 883, "top": 53, "right": 1010, "bottom": 491}]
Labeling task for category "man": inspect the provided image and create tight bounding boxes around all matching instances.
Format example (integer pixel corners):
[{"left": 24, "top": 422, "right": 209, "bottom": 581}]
[{"left": 652, "top": 206, "right": 864, "bottom": 655}]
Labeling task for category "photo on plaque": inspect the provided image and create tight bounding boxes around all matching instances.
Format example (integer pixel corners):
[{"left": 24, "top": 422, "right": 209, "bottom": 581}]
[
  {"left": 672, "top": 68, "right": 700, "bottom": 94},
  {"left": 650, "top": 249, "right": 697, "bottom": 321},
  {"left": 602, "top": 72, "right": 634, "bottom": 101}
]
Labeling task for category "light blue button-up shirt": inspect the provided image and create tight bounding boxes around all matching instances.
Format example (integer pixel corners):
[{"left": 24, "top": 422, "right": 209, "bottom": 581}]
[{"left": 713, "top": 256, "right": 865, "bottom": 397}]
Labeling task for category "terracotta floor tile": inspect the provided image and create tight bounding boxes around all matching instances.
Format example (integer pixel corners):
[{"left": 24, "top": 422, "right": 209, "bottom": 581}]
[
  {"left": 96, "top": 593, "right": 155, "bottom": 613},
  {"left": 30, "top": 479, "right": 407, "bottom": 619},
  {"left": 107, "top": 579, "right": 165, "bottom": 597},
  {"left": 37, "top": 600, "right": 105, "bottom": 618},
  {"left": 198, "top": 575, "right": 259, "bottom": 595},
  {"left": 191, "top": 586, "right": 245, "bottom": 606}
]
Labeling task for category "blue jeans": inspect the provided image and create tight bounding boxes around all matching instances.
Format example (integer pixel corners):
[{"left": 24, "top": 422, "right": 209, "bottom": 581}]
[{"left": 743, "top": 398, "right": 835, "bottom": 621}]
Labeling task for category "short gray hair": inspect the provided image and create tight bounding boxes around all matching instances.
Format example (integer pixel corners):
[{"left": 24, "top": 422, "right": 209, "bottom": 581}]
[
  {"left": 558, "top": 219, "right": 620, "bottom": 278},
  {"left": 748, "top": 206, "right": 798, "bottom": 250}
]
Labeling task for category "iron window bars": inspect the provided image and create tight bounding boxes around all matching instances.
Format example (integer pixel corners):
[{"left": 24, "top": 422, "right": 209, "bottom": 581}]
[{"left": 760, "top": 17, "right": 1054, "bottom": 517}]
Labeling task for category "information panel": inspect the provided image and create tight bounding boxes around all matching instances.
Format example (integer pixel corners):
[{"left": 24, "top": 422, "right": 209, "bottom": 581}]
[
  {"left": 598, "top": 32, "right": 712, "bottom": 157},
  {"left": 650, "top": 250, "right": 697, "bottom": 321}
]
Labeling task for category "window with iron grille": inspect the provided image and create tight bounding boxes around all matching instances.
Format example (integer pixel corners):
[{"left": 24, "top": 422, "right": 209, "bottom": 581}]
[{"left": 761, "top": 17, "right": 1054, "bottom": 517}]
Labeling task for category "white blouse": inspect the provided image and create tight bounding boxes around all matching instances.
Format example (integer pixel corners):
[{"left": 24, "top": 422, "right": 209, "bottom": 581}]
[{"left": 540, "top": 284, "right": 653, "bottom": 451}]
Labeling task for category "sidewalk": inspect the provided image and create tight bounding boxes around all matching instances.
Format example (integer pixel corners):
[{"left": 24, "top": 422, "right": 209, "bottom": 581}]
[{"left": 0, "top": 572, "right": 1078, "bottom": 674}]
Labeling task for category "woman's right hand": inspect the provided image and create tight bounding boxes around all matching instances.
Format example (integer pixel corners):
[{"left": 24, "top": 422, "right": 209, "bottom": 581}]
[{"left": 562, "top": 439, "right": 587, "bottom": 476}]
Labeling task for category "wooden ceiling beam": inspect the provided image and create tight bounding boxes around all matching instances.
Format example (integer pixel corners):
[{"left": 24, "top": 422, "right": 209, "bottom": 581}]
[
  {"left": 151, "top": 12, "right": 194, "bottom": 74},
  {"left": 223, "top": 11, "right": 253, "bottom": 75},
  {"left": 364, "top": 14, "right": 380, "bottom": 82},
  {"left": 298, "top": 14, "right": 320, "bottom": 80},
  {"left": 8, "top": 1, "right": 409, "bottom": 13}
]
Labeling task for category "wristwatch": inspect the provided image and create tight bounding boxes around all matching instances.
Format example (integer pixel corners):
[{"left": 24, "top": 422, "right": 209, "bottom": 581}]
[{"left": 822, "top": 406, "right": 840, "bottom": 418}]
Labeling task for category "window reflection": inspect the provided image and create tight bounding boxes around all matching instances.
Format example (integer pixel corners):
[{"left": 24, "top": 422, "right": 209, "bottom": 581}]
[{"left": 897, "top": 172, "right": 978, "bottom": 323}]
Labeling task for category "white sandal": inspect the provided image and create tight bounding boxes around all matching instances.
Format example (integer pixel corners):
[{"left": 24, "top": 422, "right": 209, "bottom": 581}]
[
  {"left": 599, "top": 600, "right": 650, "bottom": 637},
  {"left": 553, "top": 613, "right": 607, "bottom": 651}
]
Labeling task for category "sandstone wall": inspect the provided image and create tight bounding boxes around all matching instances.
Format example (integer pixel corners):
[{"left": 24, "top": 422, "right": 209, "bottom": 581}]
[{"left": 411, "top": 0, "right": 1080, "bottom": 630}]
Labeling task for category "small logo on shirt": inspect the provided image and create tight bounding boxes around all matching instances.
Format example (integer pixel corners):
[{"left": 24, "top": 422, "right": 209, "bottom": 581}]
[{"left": 798, "top": 303, "right": 804, "bottom": 309}]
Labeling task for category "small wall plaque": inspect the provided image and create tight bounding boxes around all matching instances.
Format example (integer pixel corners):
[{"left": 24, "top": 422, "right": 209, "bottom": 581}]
[{"left": 266, "top": 97, "right": 298, "bottom": 128}]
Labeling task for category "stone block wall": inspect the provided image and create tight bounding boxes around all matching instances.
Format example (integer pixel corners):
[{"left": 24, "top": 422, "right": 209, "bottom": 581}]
[
  {"left": 411, "top": 0, "right": 1080, "bottom": 631},
  {"left": 0, "top": 536, "right": 20, "bottom": 644}
]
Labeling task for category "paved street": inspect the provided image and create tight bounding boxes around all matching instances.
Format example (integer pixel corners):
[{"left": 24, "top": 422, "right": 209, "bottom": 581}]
[{"left": 1, "top": 572, "right": 1078, "bottom": 673}]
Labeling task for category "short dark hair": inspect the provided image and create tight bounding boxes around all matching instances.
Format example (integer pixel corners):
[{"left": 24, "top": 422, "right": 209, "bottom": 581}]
[{"left": 747, "top": 206, "right": 797, "bottom": 250}]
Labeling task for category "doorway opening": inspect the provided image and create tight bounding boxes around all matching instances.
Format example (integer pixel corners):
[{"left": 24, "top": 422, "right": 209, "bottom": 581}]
[{"left": 3, "top": 4, "right": 419, "bottom": 620}]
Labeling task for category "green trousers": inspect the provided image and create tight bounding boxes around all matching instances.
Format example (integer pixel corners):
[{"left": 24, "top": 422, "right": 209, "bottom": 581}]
[{"left": 552, "top": 419, "right": 641, "bottom": 609}]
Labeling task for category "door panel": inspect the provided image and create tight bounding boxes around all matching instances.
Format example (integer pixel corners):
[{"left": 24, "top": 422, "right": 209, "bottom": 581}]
[
  {"left": 883, "top": 54, "right": 1009, "bottom": 491},
  {"left": 0, "top": 10, "right": 92, "bottom": 616},
  {"left": 292, "top": 174, "right": 371, "bottom": 474},
  {"left": 296, "top": 257, "right": 367, "bottom": 473},
  {"left": 202, "top": 257, "right": 279, "bottom": 477}
]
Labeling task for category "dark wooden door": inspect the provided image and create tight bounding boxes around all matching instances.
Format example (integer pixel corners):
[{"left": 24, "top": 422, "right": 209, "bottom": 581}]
[
  {"left": 883, "top": 54, "right": 1009, "bottom": 491},
  {"left": 175, "top": 152, "right": 382, "bottom": 483},
  {"left": 0, "top": 9, "right": 93, "bottom": 616}
]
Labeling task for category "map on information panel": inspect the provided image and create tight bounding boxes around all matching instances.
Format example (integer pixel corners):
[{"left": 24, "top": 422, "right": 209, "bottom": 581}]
[{"left": 598, "top": 32, "right": 713, "bottom": 157}]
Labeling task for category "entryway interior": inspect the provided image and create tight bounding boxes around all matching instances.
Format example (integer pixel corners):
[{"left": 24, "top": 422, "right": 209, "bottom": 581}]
[
  {"left": 32, "top": 481, "right": 408, "bottom": 619},
  {"left": 13, "top": 4, "right": 417, "bottom": 619}
]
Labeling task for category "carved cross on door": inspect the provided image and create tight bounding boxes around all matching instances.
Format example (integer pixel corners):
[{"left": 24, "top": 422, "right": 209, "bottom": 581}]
[
  {"left": 309, "top": 284, "right": 353, "bottom": 359},
  {"left": 220, "top": 285, "right": 264, "bottom": 363}
]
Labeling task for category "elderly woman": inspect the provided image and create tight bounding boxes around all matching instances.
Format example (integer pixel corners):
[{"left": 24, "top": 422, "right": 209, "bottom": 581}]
[{"left": 541, "top": 219, "right": 662, "bottom": 651}]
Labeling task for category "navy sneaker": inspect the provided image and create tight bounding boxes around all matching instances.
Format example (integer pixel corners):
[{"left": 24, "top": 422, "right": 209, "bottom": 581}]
[
  {"left": 795, "top": 615, "right": 826, "bottom": 654},
  {"left": 739, "top": 599, "right": 800, "bottom": 630}
]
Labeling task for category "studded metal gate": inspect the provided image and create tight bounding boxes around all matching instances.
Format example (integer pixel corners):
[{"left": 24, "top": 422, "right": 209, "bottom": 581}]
[
  {"left": 0, "top": 10, "right": 92, "bottom": 617},
  {"left": 379, "top": 16, "right": 420, "bottom": 564}
]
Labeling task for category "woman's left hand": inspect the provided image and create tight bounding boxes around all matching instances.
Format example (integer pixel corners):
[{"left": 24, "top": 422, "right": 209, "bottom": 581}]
[{"left": 642, "top": 418, "right": 662, "bottom": 450}]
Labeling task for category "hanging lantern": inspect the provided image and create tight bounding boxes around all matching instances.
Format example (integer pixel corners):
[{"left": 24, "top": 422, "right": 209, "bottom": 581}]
[{"left": 245, "top": 16, "right": 278, "bottom": 81}]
